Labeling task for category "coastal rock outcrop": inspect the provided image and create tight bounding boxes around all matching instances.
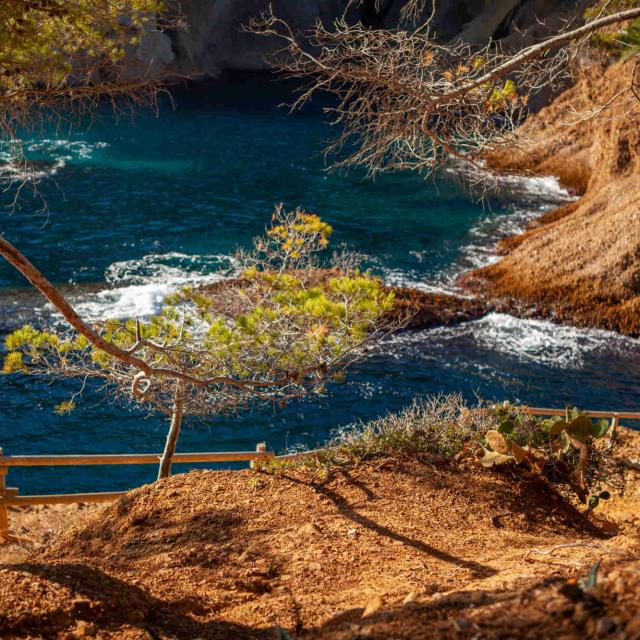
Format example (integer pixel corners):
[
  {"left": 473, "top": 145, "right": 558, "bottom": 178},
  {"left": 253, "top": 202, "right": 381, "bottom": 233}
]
[
  {"left": 464, "top": 58, "right": 640, "bottom": 336},
  {"left": 199, "top": 270, "right": 491, "bottom": 332},
  {"left": 389, "top": 286, "right": 492, "bottom": 330}
]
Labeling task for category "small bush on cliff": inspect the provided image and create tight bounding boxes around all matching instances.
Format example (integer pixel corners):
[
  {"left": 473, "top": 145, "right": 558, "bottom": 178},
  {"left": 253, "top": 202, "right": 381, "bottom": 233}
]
[
  {"left": 320, "top": 395, "right": 493, "bottom": 463},
  {"left": 265, "top": 396, "right": 626, "bottom": 511},
  {"left": 587, "top": 1, "right": 640, "bottom": 57}
]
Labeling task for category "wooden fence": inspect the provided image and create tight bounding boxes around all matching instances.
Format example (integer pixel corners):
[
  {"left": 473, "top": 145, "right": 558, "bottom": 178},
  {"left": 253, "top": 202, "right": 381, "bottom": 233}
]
[
  {"left": 0, "top": 444, "right": 274, "bottom": 541},
  {"left": 518, "top": 406, "right": 640, "bottom": 439},
  {"left": 2, "top": 406, "right": 639, "bottom": 542},
  {"left": 518, "top": 406, "right": 640, "bottom": 421}
]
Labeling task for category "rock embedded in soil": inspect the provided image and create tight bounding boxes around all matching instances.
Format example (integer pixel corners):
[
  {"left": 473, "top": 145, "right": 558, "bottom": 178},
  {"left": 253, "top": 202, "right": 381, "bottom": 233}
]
[
  {"left": 362, "top": 595, "right": 384, "bottom": 618},
  {"left": 298, "top": 521, "right": 322, "bottom": 536},
  {"left": 389, "top": 286, "right": 492, "bottom": 330}
]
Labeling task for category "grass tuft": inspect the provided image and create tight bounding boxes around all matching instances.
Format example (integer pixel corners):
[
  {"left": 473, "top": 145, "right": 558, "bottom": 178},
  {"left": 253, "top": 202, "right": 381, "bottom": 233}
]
[{"left": 264, "top": 395, "right": 492, "bottom": 473}]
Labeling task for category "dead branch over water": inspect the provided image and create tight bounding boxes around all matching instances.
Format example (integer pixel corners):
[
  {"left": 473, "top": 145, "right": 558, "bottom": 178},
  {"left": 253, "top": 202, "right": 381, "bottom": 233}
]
[{"left": 248, "top": 4, "right": 640, "bottom": 181}]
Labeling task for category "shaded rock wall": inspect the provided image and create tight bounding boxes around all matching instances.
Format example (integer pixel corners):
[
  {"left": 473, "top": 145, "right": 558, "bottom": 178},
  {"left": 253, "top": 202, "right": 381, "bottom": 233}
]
[
  {"left": 144, "top": 0, "right": 585, "bottom": 77},
  {"left": 170, "top": 0, "right": 353, "bottom": 75}
]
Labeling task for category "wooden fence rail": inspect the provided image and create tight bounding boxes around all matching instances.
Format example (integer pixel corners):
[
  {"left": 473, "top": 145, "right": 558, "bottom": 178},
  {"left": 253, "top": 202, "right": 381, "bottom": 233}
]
[
  {"left": 0, "top": 444, "right": 274, "bottom": 542},
  {"left": 519, "top": 407, "right": 640, "bottom": 420},
  {"left": 0, "top": 451, "right": 274, "bottom": 467}
]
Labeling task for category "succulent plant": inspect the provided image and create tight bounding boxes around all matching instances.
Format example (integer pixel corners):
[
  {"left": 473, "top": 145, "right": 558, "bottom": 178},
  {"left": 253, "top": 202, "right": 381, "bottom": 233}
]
[
  {"left": 485, "top": 430, "right": 510, "bottom": 454},
  {"left": 482, "top": 406, "right": 616, "bottom": 506},
  {"left": 542, "top": 408, "right": 610, "bottom": 442},
  {"left": 587, "top": 490, "right": 612, "bottom": 513},
  {"left": 480, "top": 449, "right": 514, "bottom": 467}
]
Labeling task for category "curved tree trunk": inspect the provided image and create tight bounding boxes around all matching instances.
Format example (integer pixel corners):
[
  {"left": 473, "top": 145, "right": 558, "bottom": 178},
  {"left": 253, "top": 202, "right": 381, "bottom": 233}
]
[
  {"left": 0, "top": 234, "right": 154, "bottom": 372},
  {"left": 157, "top": 382, "right": 185, "bottom": 479},
  {"left": 0, "top": 235, "right": 275, "bottom": 390}
]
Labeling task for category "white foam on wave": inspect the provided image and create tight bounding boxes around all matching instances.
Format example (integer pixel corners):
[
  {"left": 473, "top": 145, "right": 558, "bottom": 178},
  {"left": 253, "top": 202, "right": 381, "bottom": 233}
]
[
  {"left": 72, "top": 283, "right": 178, "bottom": 321},
  {"left": 466, "top": 313, "right": 638, "bottom": 368},
  {"left": 376, "top": 264, "right": 460, "bottom": 296},
  {"left": 105, "top": 252, "right": 234, "bottom": 287},
  {"left": 438, "top": 173, "right": 575, "bottom": 288},
  {"left": 454, "top": 205, "right": 546, "bottom": 274},
  {"left": 490, "top": 173, "right": 574, "bottom": 205},
  {"left": 63, "top": 252, "right": 237, "bottom": 321},
  {"left": 0, "top": 138, "right": 109, "bottom": 182},
  {"left": 25, "top": 139, "right": 110, "bottom": 161},
  {"left": 387, "top": 313, "right": 639, "bottom": 369},
  {"left": 450, "top": 158, "right": 575, "bottom": 205}
]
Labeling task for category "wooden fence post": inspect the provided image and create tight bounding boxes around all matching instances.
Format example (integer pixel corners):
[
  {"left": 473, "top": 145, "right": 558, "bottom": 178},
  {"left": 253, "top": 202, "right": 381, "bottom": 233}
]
[
  {"left": 609, "top": 414, "right": 620, "bottom": 443},
  {"left": 251, "top": 442, "right": 268, "bottom": 470},
  {"left": 0, "top": 447, "right": 9, "bottom": 541}
]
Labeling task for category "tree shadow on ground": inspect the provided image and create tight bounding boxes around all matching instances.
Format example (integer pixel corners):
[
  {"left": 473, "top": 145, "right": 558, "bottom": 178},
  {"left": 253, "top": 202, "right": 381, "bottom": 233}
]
[
  {"left": 303, "top": 574, "right": 571, "bottom": 639},
  {"left": 59, "top": 505, "right": 253, "bottom": 572},
  {"left": 280, "top": 469, "right": 497, "bottom": 579},
  {"left": 335, "top": 457, "right": 609, "bottom": 540},
  {"left": 0, "top": 561, "right": 272, "bottom": 639}
]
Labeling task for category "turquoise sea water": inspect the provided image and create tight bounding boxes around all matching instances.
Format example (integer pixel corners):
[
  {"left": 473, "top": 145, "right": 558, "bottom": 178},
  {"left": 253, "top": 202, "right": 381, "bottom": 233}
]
[{"left": 1, "top": 74, "right": 639, "bottom": 494}]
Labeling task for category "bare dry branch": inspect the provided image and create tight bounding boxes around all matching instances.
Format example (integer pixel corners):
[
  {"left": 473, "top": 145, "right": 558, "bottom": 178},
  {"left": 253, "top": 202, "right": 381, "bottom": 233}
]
[{"left": 248, "top": 4, "right": 640, "bottom": 182}]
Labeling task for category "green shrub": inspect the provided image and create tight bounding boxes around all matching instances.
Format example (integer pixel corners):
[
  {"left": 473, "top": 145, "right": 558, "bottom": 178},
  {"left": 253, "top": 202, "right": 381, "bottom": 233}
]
[{"left": 586, "top": 1, "right": 640, "bottom": 57}]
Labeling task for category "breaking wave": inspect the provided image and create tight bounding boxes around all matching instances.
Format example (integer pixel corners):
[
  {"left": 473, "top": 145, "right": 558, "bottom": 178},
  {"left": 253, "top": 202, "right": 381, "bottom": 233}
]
[
  {"left": 68, "top": 252, "right": 237, "bottom": 321},
  {"left": 0, "top": 139, "right": 110, "bottom": 182},
  {"left": 386, "top": 313, "right": 640, "bottom": 370},
  {"left": 450, "top": 173, "right": 574, "bottom": 279}
]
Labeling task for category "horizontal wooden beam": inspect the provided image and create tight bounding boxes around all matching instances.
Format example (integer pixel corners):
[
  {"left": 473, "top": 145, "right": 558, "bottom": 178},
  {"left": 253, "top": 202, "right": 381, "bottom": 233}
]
[
  {"left": 5, "top": 491, "right": 126, "bottom": 506},
  {"left": 519, "top": 407, "right": 640, "bottom": 420},
  {"left": 0, "top": 450, "right": 274, "bottom": 468},
  {"left": 274, "top": 448, "right": 328, "bottom": 462}
]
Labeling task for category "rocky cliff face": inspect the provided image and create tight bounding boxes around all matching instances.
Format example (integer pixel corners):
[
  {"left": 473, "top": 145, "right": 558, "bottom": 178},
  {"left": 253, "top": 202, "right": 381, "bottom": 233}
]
[
  {"left": 465, "top": 58, "right": 640, "bottom": 336},
  {"left": 140, "top": 0, "right": 583, "bottom": 77},
  {"left": 169, "top": 0, "right": 353, "bottom": 75}
]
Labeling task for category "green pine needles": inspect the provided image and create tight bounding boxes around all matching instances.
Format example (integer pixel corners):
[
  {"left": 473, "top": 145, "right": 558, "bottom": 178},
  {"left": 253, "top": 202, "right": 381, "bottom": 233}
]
[{"left": 3, "top": 207, "right": 397, "bottom": 477}]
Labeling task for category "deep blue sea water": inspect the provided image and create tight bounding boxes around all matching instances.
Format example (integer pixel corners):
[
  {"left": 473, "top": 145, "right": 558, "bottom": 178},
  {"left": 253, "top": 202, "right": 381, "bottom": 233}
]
[{"left": 1, "top": 74, "right": 639, "bottom": 494}]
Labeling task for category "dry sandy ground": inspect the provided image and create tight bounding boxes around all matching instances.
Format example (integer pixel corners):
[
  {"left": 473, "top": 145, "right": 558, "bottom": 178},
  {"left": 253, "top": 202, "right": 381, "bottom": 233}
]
[{"left": 1, "top": 429, "right": 639, "bottom": 639}]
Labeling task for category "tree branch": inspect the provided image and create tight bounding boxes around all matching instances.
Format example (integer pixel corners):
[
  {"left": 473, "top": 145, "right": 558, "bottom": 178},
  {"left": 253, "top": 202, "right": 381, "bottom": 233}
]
[
  {"left": 440, "top": 8, "right": 640, "bottom": 104},
  {"left": 0, "top": 235, "right": 297, "bottom": 390}
]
